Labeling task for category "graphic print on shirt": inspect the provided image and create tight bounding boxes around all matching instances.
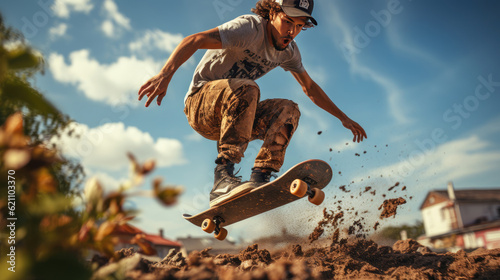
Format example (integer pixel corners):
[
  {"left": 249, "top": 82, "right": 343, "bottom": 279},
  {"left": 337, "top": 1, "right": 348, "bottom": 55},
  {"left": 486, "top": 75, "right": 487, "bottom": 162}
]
[
  {"left": 223, "top": 59, "right": 266, "bottom": 80},
  {"left": 222, "top": 49, "right": 281, "bottom": 80}
]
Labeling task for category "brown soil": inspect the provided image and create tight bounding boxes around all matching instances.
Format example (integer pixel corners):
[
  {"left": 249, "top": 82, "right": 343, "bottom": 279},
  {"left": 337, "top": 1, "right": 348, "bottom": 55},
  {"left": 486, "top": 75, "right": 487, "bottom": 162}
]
[
  {"left": 378, "top": 197, "right": 407, "bottom": 219},
  {"left": 91, "top": 240, "right": 500, "bottom": 279},
  {"left": 89, "top": 144, "right": 500, "bottom": 279},
  {"left": 90, "top": 187, "right": 500, "bottom": 280}
]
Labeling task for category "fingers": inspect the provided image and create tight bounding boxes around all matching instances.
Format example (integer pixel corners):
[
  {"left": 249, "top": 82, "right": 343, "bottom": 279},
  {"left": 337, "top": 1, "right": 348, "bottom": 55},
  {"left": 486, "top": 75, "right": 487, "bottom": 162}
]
[
  {"left": 157, "top": 93, "right": 165, "bottom": 106},
  {"left": 356, "top": 130, "right": 367, "bottom": 142},
  {"left": 145, "top": 95, "right": 154, "bottom": 107},
  {"left": 138, "top": 82, "right": 153, "bottom": 101},
  {"left": 138, "top": 77, "right": 166, "bottom": 107},
  {"left": 138, "top": 81, "right": 151, "bottom": 94},
  {"left": 343, "top": 119, "right": 367, "bottom": 143},
  {"left": 360, "top": 127, "right": 367, "bottom": 142},
  {"left": 145, "top": 92, "right": 159, "bottom": 107},
  {"left": 359, "top": 125, "right": 367, "bottom": 138},
  {"left": 352, "top": 134, "right": 363, "bottom": 143},
  {"left": 350, "top": 123, "right": 367, "bottom": 143}
]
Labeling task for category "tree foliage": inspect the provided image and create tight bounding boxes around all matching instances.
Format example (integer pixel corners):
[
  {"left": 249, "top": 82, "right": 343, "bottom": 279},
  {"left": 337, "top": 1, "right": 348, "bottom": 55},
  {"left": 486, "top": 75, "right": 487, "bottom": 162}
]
[
  {"left": 0, "top": 13, "right": 84, "bottom": 195},
  {"left": 1, "top": 113, "right": 182, "bottom": 279},
  {"left": 0, "top": 12, "right": 183, "bottom": 279},
  {"left": 379, "top": 220, "right": 425, "bottom": 241}
]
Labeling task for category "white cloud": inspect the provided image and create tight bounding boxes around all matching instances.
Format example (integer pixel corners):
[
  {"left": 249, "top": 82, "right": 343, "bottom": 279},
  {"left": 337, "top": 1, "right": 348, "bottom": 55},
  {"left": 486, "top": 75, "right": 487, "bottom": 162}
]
[
  {"left": 48, "top": 49, "right": 161, "bottom": 105},
  {"left": 184, "top": 132, "right": 204, "bottom": 142},
  {"left": 329, "top": 138, "right": 357, "bottom": 153},
  {"left": 471, "top": 116, "right": 500, "bottom": 138},
  {"left": 55, "top": 122, "right": 187, "bottom": 171},
  {"left": 101, "top": 0, "right": 131, "bottom": 38},
  {"left": 49, "top": 23, "right": 68, "bottom": 39},
  {"left": 100, "top": 20, "right": 115, "bottom": 37},
  {"left": 325, "top": 2, "right": 411, "bottom": 125},
  {"left": 129, "top": 29, "right": 184, "bottom": 55},
  {"left": 103, "top": 0, "right": 130, "bottom": 29},
  {"left": 419, "top": 136, "right": 500, "bottom": 182},
  {"left": 354, "top": 135, "right": 500, "bottom": 188},
  {"left": 300, "top": 105, "right": 330, "bottom": 132},
  {"left": 86, "top": 171, "right": 126, "bottom": 193},
  {"left": 305, "top": 65, "right": 328, "bottom": 86},
  {"left": 386, "top": 25, "right": 444, "bottom": 70},
  {"left": 354, "top": 65, "right": 410, "bottom": 124},
  {"left": 52, "top": 0, "right": 93, "bottom": 18}
]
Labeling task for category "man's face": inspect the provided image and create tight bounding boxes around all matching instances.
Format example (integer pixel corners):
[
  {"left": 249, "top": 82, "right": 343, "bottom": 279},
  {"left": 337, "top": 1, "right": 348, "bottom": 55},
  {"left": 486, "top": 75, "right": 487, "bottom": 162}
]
[{"left": 268, "top": 12, "right": 307, "bottom": 51}]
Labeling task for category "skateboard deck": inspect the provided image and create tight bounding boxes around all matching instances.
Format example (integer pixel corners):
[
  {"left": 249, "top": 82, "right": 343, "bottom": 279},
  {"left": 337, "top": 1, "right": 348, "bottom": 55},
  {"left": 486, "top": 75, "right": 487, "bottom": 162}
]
[{"left": 183, "top": 159, "right": 332, "bottom": 240}]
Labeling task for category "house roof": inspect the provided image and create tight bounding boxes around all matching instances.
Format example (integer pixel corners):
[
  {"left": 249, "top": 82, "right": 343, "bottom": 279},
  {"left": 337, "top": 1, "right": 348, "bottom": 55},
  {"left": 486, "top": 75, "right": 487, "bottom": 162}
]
[
  {"left": 144, "top": 234, "right": 182, "bottom": 247},
  {"left": 113, "top": 223, "right": 182, "bottom": 248},
  {"left": 420, "top": 188, "right": 500, "bottom": 209},
  {"left": 437, "top": 189, "right": 500, "bottom": 201}
]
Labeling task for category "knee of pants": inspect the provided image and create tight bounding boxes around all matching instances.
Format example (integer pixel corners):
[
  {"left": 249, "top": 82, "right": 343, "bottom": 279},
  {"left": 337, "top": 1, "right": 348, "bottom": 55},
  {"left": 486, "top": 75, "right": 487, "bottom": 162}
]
[
  {"left": 244, "top": 85, "right": 260, "bottom": 105},
  {"left": 280, "top": 100, "right": 301, "bottom": 124},
  {"left": 273, "top": 100, "right": 301, "bottom": 144}
]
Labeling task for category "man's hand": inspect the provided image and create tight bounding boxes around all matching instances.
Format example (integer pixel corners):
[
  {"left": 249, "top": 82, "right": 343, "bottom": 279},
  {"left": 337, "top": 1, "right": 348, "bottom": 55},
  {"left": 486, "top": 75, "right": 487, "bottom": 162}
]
[
  {"left": 290, "top": 70, "right": 368, "bottom": 143},
  {"left": 342, "top": 118, "right": 367, "bottom": 143},
  {"left": 137, "top": 27, "right": 222, "bottom": 107},
  {"left": 138, "top": 73, "right": 171, "bottom": 107}
]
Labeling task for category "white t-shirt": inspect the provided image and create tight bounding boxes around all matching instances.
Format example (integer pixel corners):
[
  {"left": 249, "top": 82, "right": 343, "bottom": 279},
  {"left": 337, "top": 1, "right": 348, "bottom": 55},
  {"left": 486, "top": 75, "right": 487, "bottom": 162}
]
[{"left": 184, "top": 14, "right": 305, "bottom": 103}]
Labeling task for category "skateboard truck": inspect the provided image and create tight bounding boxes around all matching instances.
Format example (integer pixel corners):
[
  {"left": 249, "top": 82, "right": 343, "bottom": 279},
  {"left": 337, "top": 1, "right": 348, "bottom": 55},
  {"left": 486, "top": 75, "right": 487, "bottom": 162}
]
[
  {"left": 290, "top": 178, "right": 325, "bottom": 205},
  {"left": 201, "top": 216, "right": 228, "bottom": 241}
]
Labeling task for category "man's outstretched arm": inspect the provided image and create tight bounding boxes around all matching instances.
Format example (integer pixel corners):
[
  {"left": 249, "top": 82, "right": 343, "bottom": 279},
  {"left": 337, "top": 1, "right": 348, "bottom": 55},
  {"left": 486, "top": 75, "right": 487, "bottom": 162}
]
[
  {"left": 138, "top": 27, "right": 222, "bottom": 107},
  {"left": 291, "top": 70, "right": 367, "bottom": 143}
]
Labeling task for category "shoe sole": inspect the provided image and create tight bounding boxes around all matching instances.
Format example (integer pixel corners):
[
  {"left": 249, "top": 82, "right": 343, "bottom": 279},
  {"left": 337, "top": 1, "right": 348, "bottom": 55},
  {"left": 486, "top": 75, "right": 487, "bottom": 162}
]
[{"left": 209, "top": 183, "right": 254, "bottom": 208}]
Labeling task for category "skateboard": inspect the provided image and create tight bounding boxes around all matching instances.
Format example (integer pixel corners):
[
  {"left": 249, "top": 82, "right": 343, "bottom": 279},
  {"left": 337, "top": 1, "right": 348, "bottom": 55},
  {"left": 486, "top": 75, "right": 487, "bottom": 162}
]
[{"left": 183, "top": 159, "right": 332, "bottom": 241}]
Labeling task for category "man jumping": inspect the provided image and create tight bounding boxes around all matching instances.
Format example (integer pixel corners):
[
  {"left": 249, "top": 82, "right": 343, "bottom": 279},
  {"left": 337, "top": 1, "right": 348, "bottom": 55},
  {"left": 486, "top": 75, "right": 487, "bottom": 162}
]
[{"left": 138, "top": 0, "right": 367, "bottom": 207}]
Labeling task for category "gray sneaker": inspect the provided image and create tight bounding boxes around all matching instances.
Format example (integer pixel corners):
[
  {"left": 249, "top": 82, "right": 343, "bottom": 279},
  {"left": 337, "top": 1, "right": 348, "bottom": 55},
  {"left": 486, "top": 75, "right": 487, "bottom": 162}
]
[
  {"left": 209, "top": 162, "right": 252, "bottom": 207},
  {"left": 238, "top": 168, "right": 275, "bottom": 190},
  {"left": 249, "top": 169, "right": 274, "bottom": 185}
]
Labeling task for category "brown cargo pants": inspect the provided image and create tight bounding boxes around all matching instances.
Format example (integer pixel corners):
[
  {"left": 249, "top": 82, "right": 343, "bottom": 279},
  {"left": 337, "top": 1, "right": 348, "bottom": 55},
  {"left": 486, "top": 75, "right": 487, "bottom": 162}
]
[{"left": 184, "top": 79, "right": 300, "bottom": 172}]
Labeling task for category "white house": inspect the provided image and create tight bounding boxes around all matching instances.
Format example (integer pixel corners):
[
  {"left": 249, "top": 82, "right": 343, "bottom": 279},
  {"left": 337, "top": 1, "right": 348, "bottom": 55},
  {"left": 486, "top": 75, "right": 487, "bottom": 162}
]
[{"left": 419, "top": 182, "right": 500, "bottom": 251}]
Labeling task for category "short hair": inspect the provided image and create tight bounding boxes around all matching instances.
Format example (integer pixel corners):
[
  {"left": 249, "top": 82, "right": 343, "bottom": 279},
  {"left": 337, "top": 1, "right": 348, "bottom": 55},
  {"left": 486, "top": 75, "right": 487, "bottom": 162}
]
[
  {"left": 251, "top": 0, "right": 314, "bottom": 30},
  {"left": 251, "top": 0, "right": 283, "bottom": 20}
]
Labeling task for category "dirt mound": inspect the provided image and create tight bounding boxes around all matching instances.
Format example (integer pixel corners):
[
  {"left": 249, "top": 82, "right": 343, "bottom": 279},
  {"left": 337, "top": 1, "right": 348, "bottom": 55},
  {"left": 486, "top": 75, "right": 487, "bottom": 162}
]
[
  {"left": 90, "top": 240, "right": 500, "bottom": 279},
  {"left": 89, "top": 143, "right": 500, "bottom": 279}
]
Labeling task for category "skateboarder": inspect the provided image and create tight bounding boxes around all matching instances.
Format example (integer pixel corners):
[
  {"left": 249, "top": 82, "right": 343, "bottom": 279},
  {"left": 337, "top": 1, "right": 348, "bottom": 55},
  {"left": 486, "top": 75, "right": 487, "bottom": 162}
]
[{"left": 138, "top": 0, "right": 367, "bottom": 207}]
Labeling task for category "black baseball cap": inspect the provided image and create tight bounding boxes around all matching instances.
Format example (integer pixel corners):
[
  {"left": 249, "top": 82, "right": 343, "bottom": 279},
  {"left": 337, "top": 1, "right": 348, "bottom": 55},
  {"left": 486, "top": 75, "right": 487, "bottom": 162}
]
[{"left": 275, "top": 0, "right": 318, "bottom": 26}]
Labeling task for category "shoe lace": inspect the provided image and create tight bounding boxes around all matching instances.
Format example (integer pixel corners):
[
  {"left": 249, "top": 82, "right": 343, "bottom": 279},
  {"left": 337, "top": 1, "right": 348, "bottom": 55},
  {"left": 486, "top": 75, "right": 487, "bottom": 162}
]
[
  {"left": 228, "top": 173, "right": 242, "bottom": 183},
  {"left": 233, "top": 167, "right": 242, "bottom": 181},
  {"left": 217, "top": 163, "right": 242, "bottom": 183}
]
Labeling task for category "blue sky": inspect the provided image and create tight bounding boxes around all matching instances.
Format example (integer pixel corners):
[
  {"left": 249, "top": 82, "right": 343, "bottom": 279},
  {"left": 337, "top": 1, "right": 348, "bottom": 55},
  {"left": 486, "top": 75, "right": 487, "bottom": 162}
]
[{"left": 2, "top": 0, "right": 500, "bottom": 242}]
